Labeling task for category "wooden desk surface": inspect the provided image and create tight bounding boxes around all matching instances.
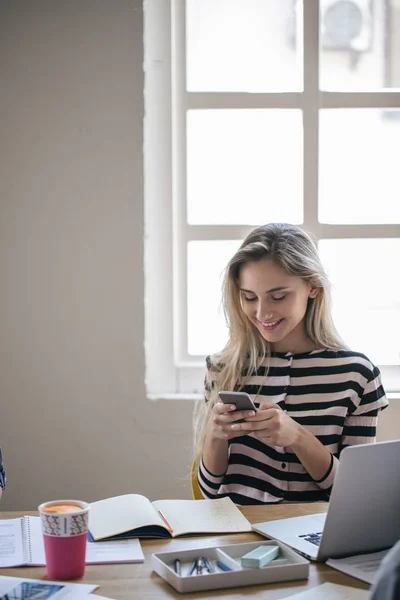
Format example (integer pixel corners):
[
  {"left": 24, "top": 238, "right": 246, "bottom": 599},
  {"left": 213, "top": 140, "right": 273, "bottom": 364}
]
[{"left": 0, "top": 504, "right": 370, "bottom": 599}]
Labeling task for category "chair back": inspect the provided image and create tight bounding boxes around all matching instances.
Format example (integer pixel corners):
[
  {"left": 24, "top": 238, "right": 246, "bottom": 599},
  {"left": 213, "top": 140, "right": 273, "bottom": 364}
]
[{"left": 190, "top": 460, "right": 203, "bottom": 500}]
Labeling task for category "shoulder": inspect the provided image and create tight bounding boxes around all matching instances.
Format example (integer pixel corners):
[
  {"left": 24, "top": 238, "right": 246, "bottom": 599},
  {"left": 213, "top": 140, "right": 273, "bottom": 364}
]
[
  {"left": 322, "top": 350, "right": 387, "bottom": 409},
  {"left": 317, "top": 349, "right": 380, "bottom": 380},
  {"left": 205, "top": 353, "right": 226, "bottom": 376},
  {"left": 204, "top": 355, "right": 223, "bottom": 397}
]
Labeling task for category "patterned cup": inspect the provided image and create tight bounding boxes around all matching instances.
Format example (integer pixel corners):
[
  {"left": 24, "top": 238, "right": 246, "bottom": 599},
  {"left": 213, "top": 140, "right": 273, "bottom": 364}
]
[{"left": 38, "top": 499, "right": 89, "bottom": 580}]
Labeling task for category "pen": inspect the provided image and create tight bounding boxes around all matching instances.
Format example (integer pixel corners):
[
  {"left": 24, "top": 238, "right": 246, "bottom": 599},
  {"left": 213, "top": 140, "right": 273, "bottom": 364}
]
[
  {"left": 203, "top": 557, "right": 214, "bottom": 573},
  {"left": 216, "top": 560, "right": 232, "bottom": 572},
  {"left": 188, "top": 558, "right": 197, "bottom": 575},
  {"left": 196, "top": 557, "right": 205, "bottom": 575},
  {"left": 157, "top": 510, "right": 173, "bottom": 531},
  {"left": 174, "top": 558, "right": 181, "bottom": 576}
]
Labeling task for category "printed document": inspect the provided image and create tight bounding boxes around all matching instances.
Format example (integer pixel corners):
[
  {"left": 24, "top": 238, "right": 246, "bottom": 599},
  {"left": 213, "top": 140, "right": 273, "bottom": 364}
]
[
  {"left": 282, "top": 582, "right": 369, "bottom": 599},
  {"left": 0, "top": 516, "right": 144, "bottom": 568},
  {"left": 326, "top": 549, "right": 388, "bottom": 585}
]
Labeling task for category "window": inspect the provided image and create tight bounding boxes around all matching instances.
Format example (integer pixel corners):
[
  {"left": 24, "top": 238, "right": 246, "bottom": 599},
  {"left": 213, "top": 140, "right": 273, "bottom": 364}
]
[{"left": 145, "top": 0, "right": 400, "bottom": 396}]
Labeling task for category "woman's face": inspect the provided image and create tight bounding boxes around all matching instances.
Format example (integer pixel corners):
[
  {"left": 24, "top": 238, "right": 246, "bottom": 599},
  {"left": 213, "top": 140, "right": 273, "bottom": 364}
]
[{"left": 238, "top": 257, "right": 319, "bottom": 353}]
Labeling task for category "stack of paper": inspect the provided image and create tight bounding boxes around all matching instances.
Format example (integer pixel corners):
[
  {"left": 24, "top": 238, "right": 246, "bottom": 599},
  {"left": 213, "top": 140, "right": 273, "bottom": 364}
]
[
  {"left": 326, "top": 549, "right": 388, "bottom": 584},
  {"left": 0, "top": 516, "right": 144, "bottom": 568},
  {"left": 0, "top": 576, "right": 120, "bottom": 600},
  {"left": 282, "top": 582, "right": 369, "bottom": 600},
  {"left": 0, "top": 575, "right": 98, "bottom": 599},
  {"left": 0, "top": 577, "right": 122, "bottom": 600}
]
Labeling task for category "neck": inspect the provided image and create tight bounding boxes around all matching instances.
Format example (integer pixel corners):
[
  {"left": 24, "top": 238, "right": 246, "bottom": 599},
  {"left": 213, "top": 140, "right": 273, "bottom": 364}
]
[
  {"left": 271, "top": 341, "right": 319, "bottom": 354},
  {"left": 271, "top": 327, "right": 318, "bottom": 355}
]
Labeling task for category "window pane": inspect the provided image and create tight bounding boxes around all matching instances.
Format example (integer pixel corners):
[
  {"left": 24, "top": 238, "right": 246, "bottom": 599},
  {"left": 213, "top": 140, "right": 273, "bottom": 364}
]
[
  {"left": 187, "top": 240, "right": 240, "bottom": 355},
  {"left": 319, "top": 109, "right": 400, "bottom": 224},
  {"left": 187, "top": 110, "right": 303, "bottom": 225},
  {"left": 320, "top": 0, "right": 400, "bottom": 91},
  {"left": 186, "top": 0, "right": 302, "bottom": 92},
  {"left": 319, "top": 239, "right": 400, "bottom": 365}
]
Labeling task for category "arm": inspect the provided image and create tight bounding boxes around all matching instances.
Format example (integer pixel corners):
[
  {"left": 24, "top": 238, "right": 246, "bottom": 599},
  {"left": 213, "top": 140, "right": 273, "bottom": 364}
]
[
  {"left": 198, "top": 402, "right": 257, "bottom": 498},
  {"left": 291, "top": 425, "right": 334, "bottom": 482},
  {"left": 285, "top": 364, "right": 388, "bottom": 484},
  {"left": 202, "top": 426, "right": 229, "bottom": 476},
  {"left": 198, "top": 427, "right": 229, "bottom": 499},
  {"left": 232, "top": 363, "right": 388, "bottom": 490},
  {"left": 196, "top": 357, "right": 257, "bottom": 497},
  {"left": 340, "top": 365, "right": 388, "bottom": 451},
  {"left": 232, "top": 404, "right": 334, "bottom": 482},
  {"left": 0, "top": 448, "right": 6, "bottom": 499}
]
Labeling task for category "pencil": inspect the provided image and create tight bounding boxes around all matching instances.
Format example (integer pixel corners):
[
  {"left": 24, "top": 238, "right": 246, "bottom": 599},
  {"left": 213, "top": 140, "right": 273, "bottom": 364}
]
[
  {"left": 203, "top": 557, "right": 214, "bottom": 573},
  {"left": 188, "top": 559, "right": 197, "bottom": 575},
  {"left": 174, "top": 558, "right": 181, "bottom": 576},
  {"left": 157, "top": 510, "right": 173, "bottom": 531}
]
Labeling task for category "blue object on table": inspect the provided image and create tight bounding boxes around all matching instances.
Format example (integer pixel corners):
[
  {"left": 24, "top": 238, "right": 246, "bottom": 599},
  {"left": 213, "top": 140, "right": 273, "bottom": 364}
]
[
  {"left": 188, "top": 559, "right": 198, "bottom": 575},
  {"left": 241, "top": 545, "right": 280, "bottom": 568},
  {"left": 216, "top": 560, "right": 232, "bottom": 572}
]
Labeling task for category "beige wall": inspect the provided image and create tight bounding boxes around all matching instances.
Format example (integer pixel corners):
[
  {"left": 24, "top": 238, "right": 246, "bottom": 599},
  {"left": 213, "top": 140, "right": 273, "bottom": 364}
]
[
  {"left": 0, "top": 0, "right": 398, "bottom": 511},
  {"left": 376, "top": 402, "right": 400, "bottom": 443},
  {"left": 0, "top": 0, "right": 193, "bottom": 511}
]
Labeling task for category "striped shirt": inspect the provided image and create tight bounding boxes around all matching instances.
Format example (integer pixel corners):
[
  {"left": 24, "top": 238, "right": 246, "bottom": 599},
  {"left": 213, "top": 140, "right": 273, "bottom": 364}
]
[
  {"left": 0, "top": 448, "right": 6, "bottom": 490},
  {"left": 198, "top": 349, "right": 388, "bottom": 505}
]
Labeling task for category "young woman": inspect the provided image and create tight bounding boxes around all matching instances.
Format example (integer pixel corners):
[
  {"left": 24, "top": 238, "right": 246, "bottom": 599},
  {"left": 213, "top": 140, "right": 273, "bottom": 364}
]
[{"left": 193, "top": 223, "right": 388, "bottom": 505}]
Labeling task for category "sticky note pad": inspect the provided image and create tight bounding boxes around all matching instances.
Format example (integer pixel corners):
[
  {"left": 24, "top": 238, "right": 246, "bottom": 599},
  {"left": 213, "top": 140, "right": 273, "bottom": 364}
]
[{"left": 240, "top": 545, "right": 280, "bottom": 568}]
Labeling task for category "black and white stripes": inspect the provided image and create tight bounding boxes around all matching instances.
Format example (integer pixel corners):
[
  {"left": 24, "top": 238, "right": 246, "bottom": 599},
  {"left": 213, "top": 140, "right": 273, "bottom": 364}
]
[
  {"left": 0, "top": 448, "right": 5, "bottom": 490},
  {"left": 198, "top": 349, "right": 388, "bottom": 505}
]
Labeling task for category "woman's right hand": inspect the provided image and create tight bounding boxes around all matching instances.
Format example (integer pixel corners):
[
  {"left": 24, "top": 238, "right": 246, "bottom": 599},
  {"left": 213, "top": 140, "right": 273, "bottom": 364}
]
[{"left": 207, "top": 402, "right": 256, "bottom": 440}]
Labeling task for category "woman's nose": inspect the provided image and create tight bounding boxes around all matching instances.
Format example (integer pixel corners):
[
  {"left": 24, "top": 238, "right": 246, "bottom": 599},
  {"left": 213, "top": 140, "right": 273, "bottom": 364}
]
[{"left": 256, "top": 302, "right": 273, "bottom": 323}]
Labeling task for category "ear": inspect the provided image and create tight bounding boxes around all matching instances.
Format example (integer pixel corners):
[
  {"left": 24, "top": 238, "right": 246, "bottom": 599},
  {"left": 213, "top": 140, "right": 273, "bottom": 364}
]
[{"left": 308, "top": 286, "right": 320, "bottom": 299}]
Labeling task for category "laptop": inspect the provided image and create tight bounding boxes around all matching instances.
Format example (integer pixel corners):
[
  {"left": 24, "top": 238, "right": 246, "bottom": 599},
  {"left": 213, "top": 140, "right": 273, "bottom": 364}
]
[{"left": 252, "top": 439, "right": 400, "bottom": 562}]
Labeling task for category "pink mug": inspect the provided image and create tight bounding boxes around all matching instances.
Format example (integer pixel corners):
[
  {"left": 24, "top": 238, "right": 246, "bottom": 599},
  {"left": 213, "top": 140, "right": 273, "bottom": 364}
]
[{"left": 38, "top": 499, "right": 89, "bottom": 580}]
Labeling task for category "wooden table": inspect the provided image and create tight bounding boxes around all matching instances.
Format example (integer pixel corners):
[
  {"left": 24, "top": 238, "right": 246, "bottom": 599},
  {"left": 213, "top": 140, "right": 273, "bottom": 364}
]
[{"left": 0, "top": 504, "right": 370, "bottom": 599}]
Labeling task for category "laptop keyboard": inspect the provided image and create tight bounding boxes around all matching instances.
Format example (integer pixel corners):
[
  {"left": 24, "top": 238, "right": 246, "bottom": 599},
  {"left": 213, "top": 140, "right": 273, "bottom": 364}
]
[{"left": 298, "top": 531, "right": 323, "bottom": 546}]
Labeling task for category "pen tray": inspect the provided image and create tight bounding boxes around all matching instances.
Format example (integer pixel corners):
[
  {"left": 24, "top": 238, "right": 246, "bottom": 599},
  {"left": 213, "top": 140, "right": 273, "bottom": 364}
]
[{"left": 151, "top": 540, "right": 309, "bottom": 593}]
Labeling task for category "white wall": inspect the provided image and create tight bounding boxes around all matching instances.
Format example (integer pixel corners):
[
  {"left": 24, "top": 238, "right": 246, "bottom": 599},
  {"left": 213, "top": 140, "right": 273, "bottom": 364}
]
[
  {"left": 0, "top": 0, "right": 193, "bottom": 511},
  {"left": 0, "top": 0, "right": 398, "bottom": 511}
]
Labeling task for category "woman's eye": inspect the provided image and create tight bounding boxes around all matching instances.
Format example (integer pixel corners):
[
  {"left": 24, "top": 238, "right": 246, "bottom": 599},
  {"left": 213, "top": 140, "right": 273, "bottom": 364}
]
[
  {"left": 244, "top": 296, "right": 257, "bottom": 302},
  {"left": 271, "top": 295, "right": 286, "bottom": 302}
]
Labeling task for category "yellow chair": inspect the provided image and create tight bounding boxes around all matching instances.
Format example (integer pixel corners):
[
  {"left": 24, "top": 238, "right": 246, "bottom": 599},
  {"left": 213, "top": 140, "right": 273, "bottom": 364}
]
[{"left": 190, "top": 460, "right": 203, "bottom": 500}]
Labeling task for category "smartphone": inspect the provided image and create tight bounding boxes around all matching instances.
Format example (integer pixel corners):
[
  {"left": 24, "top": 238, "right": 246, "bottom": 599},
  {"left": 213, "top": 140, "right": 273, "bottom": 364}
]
[{"left": 218, "top": 391, "right": 258, "bottom": 420}]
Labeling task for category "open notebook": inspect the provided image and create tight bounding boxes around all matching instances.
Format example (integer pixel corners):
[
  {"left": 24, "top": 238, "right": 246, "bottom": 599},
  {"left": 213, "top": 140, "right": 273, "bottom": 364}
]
[
  {"left": 88, "top": 495, "right": 252, "bottom": 541},
  {"left": 0, "top": 516, "right": 144, "bottom": 567}
]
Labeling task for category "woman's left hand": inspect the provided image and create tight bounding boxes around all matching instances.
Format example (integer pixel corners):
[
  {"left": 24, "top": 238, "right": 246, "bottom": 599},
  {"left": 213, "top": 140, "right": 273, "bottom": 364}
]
[{"left": 230, "top": 402, "right": 302, "bottom": 447}]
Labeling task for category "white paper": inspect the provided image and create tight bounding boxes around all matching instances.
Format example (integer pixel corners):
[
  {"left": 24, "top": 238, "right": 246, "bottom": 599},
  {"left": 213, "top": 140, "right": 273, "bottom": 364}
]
[
  {"left": 282, "top": 582, "right": 369, "bottom": 600},
  {"left": 326, "top": 549, "right": 388, "bottom": 585},
  {"left": 28, "top": 517, "right": 144, "bottom": 565},
  {"left": 85, "top": 538, "right": 143, "bottom": 564},
  {"left": 0, "top": 575, "right": 96, "bottom": 599},
  {"left": 152, "top": 497, "right": 252, "bottom": 536},
  {"left": 0, "top": 516, "right": 144, "bottom": 568},
  {"left": 69, "top": 597, "right": 115, "bottom": 600},
  {"left": 0, "top": 520, "right": 25, "bottom": 567}
]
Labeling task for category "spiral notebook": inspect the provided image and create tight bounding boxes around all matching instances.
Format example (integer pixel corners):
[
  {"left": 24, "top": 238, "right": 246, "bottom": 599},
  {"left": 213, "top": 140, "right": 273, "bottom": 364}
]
[{"left": 0, "top": 516, "right": 144, "bottom": 568}]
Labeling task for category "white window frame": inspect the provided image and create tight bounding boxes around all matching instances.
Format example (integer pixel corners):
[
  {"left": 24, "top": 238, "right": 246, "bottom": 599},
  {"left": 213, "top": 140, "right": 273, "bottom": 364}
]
[{"left": 145, "top": 0, "right": 400, "bottom": 397}]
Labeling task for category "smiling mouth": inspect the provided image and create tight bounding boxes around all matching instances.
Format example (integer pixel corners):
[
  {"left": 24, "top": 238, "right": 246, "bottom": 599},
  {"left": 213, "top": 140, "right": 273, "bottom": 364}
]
[{"left": 258, "top": 319, "right": 284, "bottom": 331}]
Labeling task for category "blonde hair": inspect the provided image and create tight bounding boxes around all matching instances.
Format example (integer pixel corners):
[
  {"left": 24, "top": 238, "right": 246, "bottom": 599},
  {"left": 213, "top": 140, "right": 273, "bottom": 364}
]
[{"left": 193, "top": 222, "right": 345, "bottom": 464}]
